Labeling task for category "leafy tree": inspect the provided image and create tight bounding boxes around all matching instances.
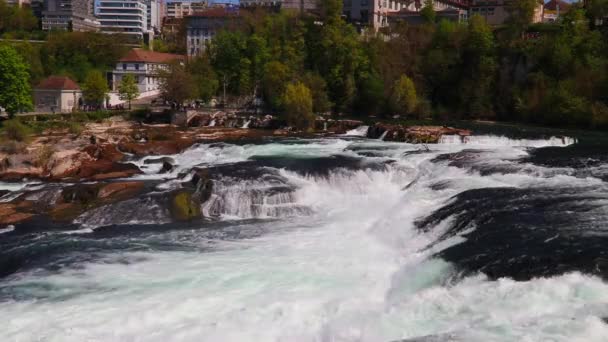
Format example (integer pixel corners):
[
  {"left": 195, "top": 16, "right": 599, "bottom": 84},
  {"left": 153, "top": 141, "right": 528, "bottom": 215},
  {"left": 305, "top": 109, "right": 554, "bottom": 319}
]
[
  {"left": 506, "top": 0, "right": 539, "bottom": 36},
  {"left": 355, "top": 71, "right": 385, "bottom": 115},
  {"left": 301, "top": 72, "right": 332, "bottom": 113},
  {"left": 420, "top": 0, "right": 436, "bottom": 23},
  {"left": 392, "top": 75, "right": 418, "bottom": 116},
  {"left": 159, "top": 62, "right": 197, "bottom": 106},
  {"left": 209, "top": 31, "right": 247, "bottom": 102},
  {"left": 0, "top": 45, "right": 32, "bottom": 117},
  {"left": 262, "top": 61, "right": 292, "bottom": 111},
  {"left": 118, "top": 74, "right": 139, "bottom": 109},
  {"left": 188, "top": 55, "right": 219, "bottom": 103},
  {"left": 282, "top": 82, "right": 314, "bottom": 130},
  {"left": 82, "top": 70, "right": 109, "bottom": 107}
]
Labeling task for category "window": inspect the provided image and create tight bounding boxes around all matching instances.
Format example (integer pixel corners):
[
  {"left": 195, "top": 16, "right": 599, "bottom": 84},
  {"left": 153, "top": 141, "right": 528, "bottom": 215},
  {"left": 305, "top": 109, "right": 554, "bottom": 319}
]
[
  {"left": 135, "top": 64, "right": 139, "bottom": 70},
  {"left": 122, "top": 63, "right": 127, "bottom": 70}
]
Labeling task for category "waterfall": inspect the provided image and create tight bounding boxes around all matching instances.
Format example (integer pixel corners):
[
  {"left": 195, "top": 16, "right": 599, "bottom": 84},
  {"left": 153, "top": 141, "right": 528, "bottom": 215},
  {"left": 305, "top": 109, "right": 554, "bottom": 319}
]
[
  {"left": 378, "top": 131, "right": 388, "bottom": 141},
  {"left": 242, "top": 120, "right": 251, "bottom": 129},
  {"left": 438, "top": 135, "right": 577, "bottom": 147},
  {"left": 345, "top": 125, "right": 369, "bottom": 137},
  {"left": 208, "top": 119, "right": 216, "bottom": 127},
  {"left": 323, "top": 122, "right": 328, "bottom": 131}
]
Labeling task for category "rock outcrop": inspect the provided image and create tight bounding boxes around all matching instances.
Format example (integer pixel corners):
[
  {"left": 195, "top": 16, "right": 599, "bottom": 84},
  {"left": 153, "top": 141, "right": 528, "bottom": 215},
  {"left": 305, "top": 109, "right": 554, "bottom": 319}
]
[{"left": 367, "top": 124, "right": 471, "bottom": 143}]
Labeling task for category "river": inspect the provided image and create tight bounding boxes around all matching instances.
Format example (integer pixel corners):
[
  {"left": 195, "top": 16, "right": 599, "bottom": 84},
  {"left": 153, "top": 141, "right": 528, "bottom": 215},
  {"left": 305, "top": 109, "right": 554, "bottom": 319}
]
[{"left": 1, "top": 125, "right": 607, "bottom": 341}]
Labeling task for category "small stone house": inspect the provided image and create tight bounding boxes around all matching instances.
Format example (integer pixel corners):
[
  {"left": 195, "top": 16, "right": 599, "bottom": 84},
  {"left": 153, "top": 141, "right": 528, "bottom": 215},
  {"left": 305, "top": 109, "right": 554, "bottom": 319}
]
[{"left": 33, "top": 76, "right": 82, "bottom": 113}]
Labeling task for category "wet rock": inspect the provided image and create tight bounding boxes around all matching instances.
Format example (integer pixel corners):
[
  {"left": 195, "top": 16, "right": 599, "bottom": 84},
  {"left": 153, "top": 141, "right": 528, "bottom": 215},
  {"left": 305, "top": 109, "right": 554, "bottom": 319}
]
[
  {"left": 367, "top": 124, "right": 471, "bottom": 143},
  {"left": 0, "top": 203, "right": 34, "bottom": 225},
  {"left": 318, "top": 119, "right": 364, "bottom": 134},
  {"left": 159, "top": 161, "right": 174, "bottom": 174},
  {"left": 97, "top": 181, "right": 144, "bottom": 199},
  {"left": 143, "top": 157, "right": 176, "bottom": 165},
  {"left": 118, "top": 139, "right": 194, "bottom": 156},
  {"left": 170, "top": 190, "right": 201, "bottom": 221},
  {"left": 184, "top": 169, "right": 214, "bottom": 203}
]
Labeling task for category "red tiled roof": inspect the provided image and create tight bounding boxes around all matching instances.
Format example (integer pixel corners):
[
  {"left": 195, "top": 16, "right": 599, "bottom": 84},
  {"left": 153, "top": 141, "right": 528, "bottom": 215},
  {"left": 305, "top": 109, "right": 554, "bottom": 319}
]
[
  {"left": 35, "top": 76, "right": 80, "bottom": 90},
  {"left": 119, "top": 49, "right": 186, "bottom": 64}
]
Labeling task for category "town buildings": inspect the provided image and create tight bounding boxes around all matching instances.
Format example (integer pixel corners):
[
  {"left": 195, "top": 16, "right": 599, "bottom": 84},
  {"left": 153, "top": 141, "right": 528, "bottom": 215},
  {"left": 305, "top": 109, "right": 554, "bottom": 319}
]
[
  {"left": 41, "top": 0, "right": 100, "bottom": 32},
  {"left": 469, "top": 0, "right": 544, "bottom": 26},
  {"left": 33, "top": 76, "right": 82, "bottom": 113},
  {"left": 165, "top": 1, "right": 209, "bottom": 19},
  {"left": 185, "top": 7, "right": 239, "bottom": 57},
  {"left": 96, "top": 0, "right": 150, "bottom": 41},
  {"left": 543, "top": 0, "right": 571, "bottom": 22}
]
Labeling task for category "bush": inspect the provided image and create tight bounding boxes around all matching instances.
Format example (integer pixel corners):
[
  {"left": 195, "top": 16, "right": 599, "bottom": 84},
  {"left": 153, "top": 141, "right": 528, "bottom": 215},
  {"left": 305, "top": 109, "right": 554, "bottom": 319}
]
[
  {"left": 68, "top": 122, "right": 84, "bottom": 136},
  {"left": 35, "top": 145, "right": 55, "bottom": 168},
  {"left": 2, "top": 119, "right": 31, "bottom": 142},
  {"left": 591, "top": 102, "right": 608, "bottom": 130}
]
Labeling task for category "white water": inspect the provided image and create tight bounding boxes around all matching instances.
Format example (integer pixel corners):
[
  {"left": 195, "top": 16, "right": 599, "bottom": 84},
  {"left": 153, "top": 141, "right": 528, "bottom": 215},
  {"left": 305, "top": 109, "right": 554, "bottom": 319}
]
[
  {"left": 208, "top": 119, "right": 216, "bottom": 127},
  {"left": 345, "top": 125, "right": 369, "bottom": 136},
  {"left": 378, "top": 131, "right": 388, "bottom": 141},
  {"left": 439, "top": 134, "right": 577, "bottom": 147},
  {"left": 242, "top": 120, "right": 251, "bottom": 129},
  {"left": 2, "top": 135, "right": 608, "bottom": 341}
]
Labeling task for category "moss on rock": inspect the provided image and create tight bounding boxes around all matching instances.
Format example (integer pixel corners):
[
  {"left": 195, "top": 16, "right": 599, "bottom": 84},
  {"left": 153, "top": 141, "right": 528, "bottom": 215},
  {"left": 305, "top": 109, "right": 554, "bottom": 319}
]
[{"left": 170, "top": 190, "right": 202, "bottom": 221}]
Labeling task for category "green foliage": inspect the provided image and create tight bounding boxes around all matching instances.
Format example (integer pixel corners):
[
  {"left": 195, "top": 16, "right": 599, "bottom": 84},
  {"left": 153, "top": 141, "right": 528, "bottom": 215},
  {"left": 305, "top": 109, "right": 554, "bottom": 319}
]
[
  {"left": 420, "top": 0, "right": 436, "bottom": 24},
  {"left": 301, "top": 72, "right": 332, "bottom": 113},
  {"left": 118, "top": 74, "right": 140, "bottom": 109},
  {"left": 159, "top": 62, "right": 197, "bottom": 105},
  {"left": 0, "top": 45, "right": 32, "bottom": 116},
  {"left": 82, "top": 70, "right": 109, "bottom": 106},
  {"left": 392, "top": 75, "right": 418, "bottom": 116},
  {"left": 188, "top": 55, "right": 219, "bottom": 103},
  {"left": 68, "top": 122, "right": 84, "bottom": 136},
  {"left": 262, "top": 61, "right": 292, "bottom": 111},
  {"left": 2, "top": 119, "right": 31, "bottom": 142},
  {"left": 0, "top": 0, "right": 38, "bottom": 33},
  {"left": 282, "top": 82, "right": 314, "bottom": 130}
]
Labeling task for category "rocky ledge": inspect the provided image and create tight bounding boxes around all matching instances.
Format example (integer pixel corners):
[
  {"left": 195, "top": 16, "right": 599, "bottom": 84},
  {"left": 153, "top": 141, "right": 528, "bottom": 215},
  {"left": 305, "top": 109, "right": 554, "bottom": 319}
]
[{"left": 366, "top": 123, "right": 471, "bottom": 143}]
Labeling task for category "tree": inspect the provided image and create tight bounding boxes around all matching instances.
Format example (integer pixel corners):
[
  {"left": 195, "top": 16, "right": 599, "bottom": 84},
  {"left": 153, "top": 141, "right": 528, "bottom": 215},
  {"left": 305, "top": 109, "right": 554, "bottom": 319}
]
[
  {"left": 392, "top": 75, "right": 418, "bottom": 116},
  {"left": 505, "top": 0, "right": 538, "bottom": 37},
  {"left": 82, "top": 70, "right": 109, "bottom": 107},
  {"left": 159, "top": 62, "right": 197, "bottom": 107},
  {"left": 118, "top": 74, "right": 139, "bottom": 109},
  {"left": 420, "top": 0, "right": 436, "bottom": 23},
  {"left": 188, "top": 55, "right": 219, "bottom": 104},
  {"left": 301, "top": 72, "right": 332, "bottom": 114},
  {"left": 262, "top": 61, "right": 292, "bottom": 111},
  {"left": 209, "top": 31, "right": 247, "bottom": 102},
  {"left": 282, "top": 82, "right": 314, "bottom": 130},
  {"left": 0, "top": 45, "right": 32, "bottom": 117}
]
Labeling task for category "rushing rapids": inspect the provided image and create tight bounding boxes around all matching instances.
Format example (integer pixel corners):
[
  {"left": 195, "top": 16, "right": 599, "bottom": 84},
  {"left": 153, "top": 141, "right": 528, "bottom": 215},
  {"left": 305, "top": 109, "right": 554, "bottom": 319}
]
[{"left": 1, "top": 128, "right": 608, "bottom": 341}]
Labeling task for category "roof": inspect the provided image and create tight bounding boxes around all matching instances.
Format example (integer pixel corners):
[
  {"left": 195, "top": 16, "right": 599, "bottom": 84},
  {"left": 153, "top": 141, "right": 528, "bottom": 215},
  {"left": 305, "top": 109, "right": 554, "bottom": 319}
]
[
  {"left": 544, "top": 0, "right": 571, "bottom": 11},
  {"left": 35, "top": 76, "right": 80, "bottom": 91},
  {"left": 119, "top": 49, "right": 186, "bottom": 64}
]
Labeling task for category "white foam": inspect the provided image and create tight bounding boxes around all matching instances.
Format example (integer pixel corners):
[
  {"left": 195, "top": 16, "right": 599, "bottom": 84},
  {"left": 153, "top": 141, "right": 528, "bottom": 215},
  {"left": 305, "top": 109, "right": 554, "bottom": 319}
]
[
  {"left": 344, "top": 125, "right": 369, "bottom": 137},
  {"left": 439, "top": 135, "right": 577, "bottom": 147},
  {"left": 1, "top": 134, "right": 603, "bottom": 342}
]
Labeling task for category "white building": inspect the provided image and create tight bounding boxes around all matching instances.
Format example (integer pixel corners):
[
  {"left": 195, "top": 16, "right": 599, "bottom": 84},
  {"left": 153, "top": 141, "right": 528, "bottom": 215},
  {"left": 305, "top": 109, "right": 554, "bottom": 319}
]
[
  {"left": 165, "top": 1, "right": 208, "bottom": 19},
  {"left": 146, "top": 0, "right": 162, "bottom": 33},
  {"left": 110, "top": 49, "right": 185, "bottom": 105},
  {"left": 344, "top": 0, "right": 468, "bottom": 31},
  {"left": 185, "top": 7, "right": 238, "bottom": 57},
  {"left": 96, "top": 0, "right": 149, "bottom": 40}
]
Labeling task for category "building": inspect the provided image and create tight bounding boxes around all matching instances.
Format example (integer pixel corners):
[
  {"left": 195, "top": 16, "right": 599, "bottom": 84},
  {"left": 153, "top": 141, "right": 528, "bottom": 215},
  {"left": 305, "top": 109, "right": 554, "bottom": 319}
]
[
  {"left": 165, "top": 1, "right": 209, "bottom": 18},
  {"left": 345, "top": 0, "right": 468, "bottom": 31},
  {"left": 6, "top": 0, "right": 30, "bottom": 7},
  {"left": 239, "top": 0, "right": 316, "bottom": 13},
  {"left": 42, "top": 0, "right": 100, "bottom": 32},
  {"left": 111, "top": 49, "right": 185, "bottom": 96},
  {"left": 185, "top": 7, "right": 239, "bottom": 57},
  {"left": 388, "top": 7, "right": 468, "bottom": 26},
  {"left": 469, "top": 0, "right": 544, "bottom": 26},
  {"left": 146, "top": 0, "right": 162, "bottom": 33},
  {"left": 33, "top": 76, "right": 82, "bottom": 113},
  {"left": 543, "top": 0, "right": 570, "bottom": 22},
  {"left": 96, "top": 0, "right": 149, "bottom": 41}
]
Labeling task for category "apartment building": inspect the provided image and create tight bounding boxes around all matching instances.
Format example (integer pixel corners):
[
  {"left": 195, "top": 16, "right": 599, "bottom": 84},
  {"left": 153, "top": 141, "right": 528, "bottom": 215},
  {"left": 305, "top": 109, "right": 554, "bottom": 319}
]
[
  {"left": 111, "top": 49, "right": 185, "bottom": 94},
  {"left": 97, "top": 0, "right": 149, "bottom": 40},
  {"left": 165, "top": 1, "right": 209, "bottom": 19},
  {"left": 185, "top": 7, "right": 239, "bottom": 57},
  {"left": 42, "top": 0, "right": 100, "bottom": 32}
]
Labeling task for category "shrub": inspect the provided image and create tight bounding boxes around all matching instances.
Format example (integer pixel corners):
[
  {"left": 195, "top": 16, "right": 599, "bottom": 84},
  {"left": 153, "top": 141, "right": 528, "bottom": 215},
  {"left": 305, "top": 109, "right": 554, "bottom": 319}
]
[
  {"left": 35, "top": 145, "right": 55, "bottom": 168},
  {"left": 2, "top": 119, "right": 31, "bottom": 142},
  {"left": 68, "top": 122, "right": 84, "bottom": 136},
  {"left": 0, "top": 140, "right": 26, "bottom": 154}
]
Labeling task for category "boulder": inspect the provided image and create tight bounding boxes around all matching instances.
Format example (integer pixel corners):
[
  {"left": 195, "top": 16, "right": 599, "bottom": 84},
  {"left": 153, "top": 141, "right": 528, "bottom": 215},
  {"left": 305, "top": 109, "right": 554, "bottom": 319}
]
[
  {"left": 159, "top": 161, "right": 174, "bottom": 174},
  {"left": 366, "top": 123, "right": 471, "bottom": 143},
  {"left": 0, "top": 203, "right": 34, "bottom": 225},
  {"left": 97, "top": 181, "right": 144, "bottom": 199},
  {"left": 170, "top": 190, "right": 201, "bottom": 221},
  {"left": 190, "top": 169, "right": 213, "bottom": 203}
]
